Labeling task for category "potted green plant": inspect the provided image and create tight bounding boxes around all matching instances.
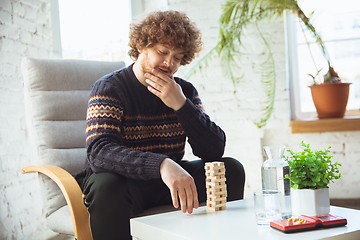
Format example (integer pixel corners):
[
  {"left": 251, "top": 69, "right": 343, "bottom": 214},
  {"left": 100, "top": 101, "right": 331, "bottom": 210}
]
[
  {"left": 186, "top": 0, "right": 349, "bottom": 126},
  {"left": 285, "top": 141, "right": 342, "bottom": 216},
  {"left": 309, "top": 69, "right": 351, "bottom": 119}
]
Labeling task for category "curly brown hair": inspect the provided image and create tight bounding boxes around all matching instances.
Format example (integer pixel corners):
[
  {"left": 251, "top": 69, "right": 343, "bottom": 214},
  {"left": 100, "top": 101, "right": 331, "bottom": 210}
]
[{"left": 128, "top": 10, "right": 203, "bottom": 65}]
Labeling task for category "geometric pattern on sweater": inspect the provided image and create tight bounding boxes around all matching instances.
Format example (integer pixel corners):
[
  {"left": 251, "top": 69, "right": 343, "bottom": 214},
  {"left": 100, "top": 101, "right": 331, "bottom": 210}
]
[
  {"left": 87, "top": 106, "right": 123, "bottom": 121},
  {"left": 121, "top": 112, "right": 186, "bottom": 157},
  {"left": 122, "top": 122, "right": 184, "bottom": 140},
  {"left": 129, "top": 142, "right": 185, "bottom": 156},
  {"left": 193, "top": 95, "right": 205, "bottom": 114},
  {"left": 86, "top": 94, "right": 124, "bottom": 143},
  {"left": 85, "top": 91, "right": 186, "bottom": 158},
  {"left": 86, "top": 95, "right": 123, "bottom": 121}
]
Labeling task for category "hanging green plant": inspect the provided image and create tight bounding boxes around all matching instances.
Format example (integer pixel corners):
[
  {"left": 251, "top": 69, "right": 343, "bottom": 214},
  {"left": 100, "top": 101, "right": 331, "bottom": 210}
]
[{"left": 186, "top": 0, "right": 340, "bottom": 128}]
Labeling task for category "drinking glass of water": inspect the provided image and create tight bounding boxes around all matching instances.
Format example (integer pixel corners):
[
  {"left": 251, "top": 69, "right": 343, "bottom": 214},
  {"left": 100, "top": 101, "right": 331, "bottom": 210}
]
[{"left": 254, "top": 190, "right": 282, "bottom": 225}]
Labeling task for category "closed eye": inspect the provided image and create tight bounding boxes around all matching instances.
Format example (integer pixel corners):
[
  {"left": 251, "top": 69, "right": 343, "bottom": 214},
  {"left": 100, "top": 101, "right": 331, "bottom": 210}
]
[{"left": 174, "top": 55, "right": 184, "bottom": 62}]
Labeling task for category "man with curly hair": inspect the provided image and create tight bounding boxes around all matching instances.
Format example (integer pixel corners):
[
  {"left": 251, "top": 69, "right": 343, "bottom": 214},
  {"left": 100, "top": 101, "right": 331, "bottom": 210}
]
[{"left": 75, "top": 10, "right": 245, "bottom": 240}]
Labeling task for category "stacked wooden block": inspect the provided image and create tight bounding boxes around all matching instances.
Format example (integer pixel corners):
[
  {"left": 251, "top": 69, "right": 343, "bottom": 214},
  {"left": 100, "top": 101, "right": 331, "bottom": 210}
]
[{"left": 205, "top": 162, "right": 227, "bottom": 212}]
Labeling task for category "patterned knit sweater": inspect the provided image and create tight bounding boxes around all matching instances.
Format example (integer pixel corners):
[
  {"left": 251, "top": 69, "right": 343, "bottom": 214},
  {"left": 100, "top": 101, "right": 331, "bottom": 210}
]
[{"left": 76, "top": 64, "right": 226, "bottom": 184}]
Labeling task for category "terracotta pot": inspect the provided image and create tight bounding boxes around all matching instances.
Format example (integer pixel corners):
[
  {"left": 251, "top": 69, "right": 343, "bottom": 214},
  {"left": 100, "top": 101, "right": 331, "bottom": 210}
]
[{"left": 309, "top": 82, "right": 351, "bottom": 119}]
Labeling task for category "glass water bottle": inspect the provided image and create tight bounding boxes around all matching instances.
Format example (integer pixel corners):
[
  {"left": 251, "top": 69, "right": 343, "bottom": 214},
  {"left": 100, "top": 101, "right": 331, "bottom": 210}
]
[{"left": 261, "top": 146, "right": 292, "bottom": 219}]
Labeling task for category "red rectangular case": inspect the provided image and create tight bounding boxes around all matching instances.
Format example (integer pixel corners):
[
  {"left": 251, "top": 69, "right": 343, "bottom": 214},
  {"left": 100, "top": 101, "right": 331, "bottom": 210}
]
[{"left": 270, "top": 214, "right": 347, "bottom": 233}]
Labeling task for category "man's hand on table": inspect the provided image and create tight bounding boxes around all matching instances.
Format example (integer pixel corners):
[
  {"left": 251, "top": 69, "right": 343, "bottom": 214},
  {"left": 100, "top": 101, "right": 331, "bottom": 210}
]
[{"left": 160, "top": 158, "right": 199, "bottom": 214}]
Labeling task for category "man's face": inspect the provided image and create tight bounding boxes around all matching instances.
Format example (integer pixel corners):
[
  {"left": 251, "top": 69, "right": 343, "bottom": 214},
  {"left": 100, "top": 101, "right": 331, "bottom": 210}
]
[{"left": 139, "top": 44, "right": 184, "bottom": 79}]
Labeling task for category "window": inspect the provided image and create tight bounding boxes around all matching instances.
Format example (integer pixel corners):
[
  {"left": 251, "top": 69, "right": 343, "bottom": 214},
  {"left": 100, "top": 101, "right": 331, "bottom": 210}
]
[
  {"left": 58, "top": 0, "right": 133, "bottom": 64},
  {"left": 287, "top": 0, "right": 360, "bottom": 120}
]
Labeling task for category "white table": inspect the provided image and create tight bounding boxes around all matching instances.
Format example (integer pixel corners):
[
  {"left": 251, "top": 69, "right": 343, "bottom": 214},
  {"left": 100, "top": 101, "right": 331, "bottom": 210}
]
[{"left": 130, "top": 199, "right": 360, "bottom": 240}]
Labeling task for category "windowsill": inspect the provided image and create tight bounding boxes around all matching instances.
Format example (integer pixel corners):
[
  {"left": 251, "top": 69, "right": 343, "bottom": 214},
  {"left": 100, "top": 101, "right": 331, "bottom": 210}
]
[{"left": 290, "top": 116, "right": 360, "bottom": 133}]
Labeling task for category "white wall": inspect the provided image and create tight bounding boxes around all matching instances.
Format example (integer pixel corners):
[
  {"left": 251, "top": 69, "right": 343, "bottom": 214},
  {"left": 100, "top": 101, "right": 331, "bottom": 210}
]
[
  {"left": 0, "top": 0, "right": 359, "bottom": 239},
  {"left": 0, "top": 0, "right": 59, "bottom": 239}
]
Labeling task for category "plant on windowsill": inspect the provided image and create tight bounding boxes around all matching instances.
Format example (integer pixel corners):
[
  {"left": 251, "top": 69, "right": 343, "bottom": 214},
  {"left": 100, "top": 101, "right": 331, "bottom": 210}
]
[
  {"left": 302, "top": 12, "right": 351, "bottom": 119},
  {"left": 308, "top": 68, "right": 351, "bottom": 119},
  {"left": 285, "top": 141, "right": 342, "bottom": 216},
  {"left": 185, "top": 0, "right": 349, "bottom": 127}
]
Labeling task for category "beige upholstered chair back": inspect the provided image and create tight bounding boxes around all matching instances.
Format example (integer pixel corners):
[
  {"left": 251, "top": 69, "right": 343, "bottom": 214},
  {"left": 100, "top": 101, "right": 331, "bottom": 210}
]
[{"left": 22, "top": 57, "right": 125, "bottom": 235}]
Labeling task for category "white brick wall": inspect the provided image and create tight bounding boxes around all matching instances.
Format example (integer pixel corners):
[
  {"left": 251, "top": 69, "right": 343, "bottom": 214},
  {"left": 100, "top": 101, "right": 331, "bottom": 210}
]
[
  {"left": 1, "top": 0, "right": 359, "bottom": 238},
  {"left": 0, "top": 0, "right": 58, "bottom": 239}
]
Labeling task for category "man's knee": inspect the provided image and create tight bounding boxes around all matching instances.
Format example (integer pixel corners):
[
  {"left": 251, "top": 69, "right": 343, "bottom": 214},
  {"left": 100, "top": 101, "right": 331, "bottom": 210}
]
[
  {"left": 222, "top": 157, "right": 245, "bottom": 179},
  {"left": 221, "top": 157, "right": 246, "bottom": 200},
  {"left": 83, "top": 172, "right": 129, "bottom": 207}
]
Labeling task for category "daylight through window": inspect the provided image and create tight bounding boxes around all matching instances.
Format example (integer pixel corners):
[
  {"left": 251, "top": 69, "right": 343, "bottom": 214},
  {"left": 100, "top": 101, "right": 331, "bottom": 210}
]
[
  {"left": 58, "top": 0, "right": 132, "bottom": 64},
  {"left": 288, "top": 0, "right": 360, "bottom": 120}
]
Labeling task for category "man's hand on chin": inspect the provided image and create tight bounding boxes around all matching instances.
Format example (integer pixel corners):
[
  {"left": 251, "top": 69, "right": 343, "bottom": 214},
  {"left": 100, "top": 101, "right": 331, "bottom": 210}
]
[{"left": 144, "top": 69, "right": 186, "bottom": 111}]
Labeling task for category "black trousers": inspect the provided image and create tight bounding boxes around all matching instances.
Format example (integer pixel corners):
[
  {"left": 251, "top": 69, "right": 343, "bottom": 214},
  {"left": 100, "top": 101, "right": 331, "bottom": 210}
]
[{"left": 81, "top": 157, "right": 245, "bottom": 240}]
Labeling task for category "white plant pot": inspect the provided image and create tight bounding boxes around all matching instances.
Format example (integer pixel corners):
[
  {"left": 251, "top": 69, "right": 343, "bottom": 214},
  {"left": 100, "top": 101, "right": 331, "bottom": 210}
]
[{"left": 291, "top": 188, "right": 330, "bottom": 217}]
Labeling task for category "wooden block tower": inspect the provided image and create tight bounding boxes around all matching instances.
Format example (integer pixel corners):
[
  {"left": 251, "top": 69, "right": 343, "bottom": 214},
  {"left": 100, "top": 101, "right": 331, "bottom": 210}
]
[{"left": 205, "top": 162, "right": 227, "bottom": 212}]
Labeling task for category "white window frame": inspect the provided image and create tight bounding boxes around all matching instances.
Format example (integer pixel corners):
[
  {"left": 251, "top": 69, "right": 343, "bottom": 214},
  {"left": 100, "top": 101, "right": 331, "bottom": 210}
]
[
  {"left": 50, "top": 0, "right": 62, "bottom": 58},
  {"left": 286, "top": 12, "right": 303, "bottom": 121},
  {"left": 51, "top": 0, "right": 140, "bottom": 62},
  {"left": 286, "top": 3, "right": 360, "bottom": 121}
]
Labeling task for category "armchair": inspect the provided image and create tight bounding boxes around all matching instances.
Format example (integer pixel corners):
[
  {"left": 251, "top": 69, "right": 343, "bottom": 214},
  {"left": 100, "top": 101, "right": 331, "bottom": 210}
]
[{"left": 21, "top": 57, "right": 125, "bottom": 239}]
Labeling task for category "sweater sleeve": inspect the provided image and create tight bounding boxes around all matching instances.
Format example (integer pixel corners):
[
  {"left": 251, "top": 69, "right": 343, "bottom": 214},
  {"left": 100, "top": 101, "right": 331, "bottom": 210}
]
[
  {"left": 85, "top": 78, "right": 167, "bottom": 180},
  {"left": 175, "top": 81, "right": 226, "bottom": 160}
]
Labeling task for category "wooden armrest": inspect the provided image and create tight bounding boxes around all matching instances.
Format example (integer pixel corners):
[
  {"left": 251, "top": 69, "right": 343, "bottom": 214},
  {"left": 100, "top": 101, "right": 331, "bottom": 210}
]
[{"left": 22, "top": 165, "right": 92, "bottom": 240}]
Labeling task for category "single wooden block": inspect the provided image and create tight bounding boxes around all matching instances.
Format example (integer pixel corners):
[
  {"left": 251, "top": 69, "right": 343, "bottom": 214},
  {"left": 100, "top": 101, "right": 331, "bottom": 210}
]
[
  {"left": 205, "top": 163, "right": 225, "bottom": 171},
  {"left": 206, "top": 183, "right": 227, "bottom": 189},
  {"left": 207, "top": 196, "right": 227, "bottom": 204},
  {"left": 206, "top": 181, "right": 226, "bottom": 188},
  {"left": 206, "top": 203, "right": 227, "bottom": 212},
  {"left": 206, "top": 190, "right": 227, "bottom": 198},
  {"left": 207, "top": 193, "right": 227, "bottom": 199},
  {"left": 205, "top": 162, "right": 224, "bottom": 167},
  {"left": 206, "top": 200, "right": 226, "bottom": 208},
  {"left": 205, "top": 168, "right": 226, "bottom": 177},
  {"left": 206, "top": 174, "right": 225, "bottom": 180},
  {"left": 204, "top": 163, "right": 225, "bottom": 170},
  {"left": 206, "top": 177, "right": 226, "bottom": 183}
]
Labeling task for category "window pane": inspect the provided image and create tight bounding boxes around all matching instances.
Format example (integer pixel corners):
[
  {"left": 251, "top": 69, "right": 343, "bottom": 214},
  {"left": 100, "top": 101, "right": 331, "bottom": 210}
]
[
  {"left": 58, "top": 0, "right": 132, "bottom": 64},
  {"left": 294, "top": 0, "right": 360, "bottom": 116}
]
